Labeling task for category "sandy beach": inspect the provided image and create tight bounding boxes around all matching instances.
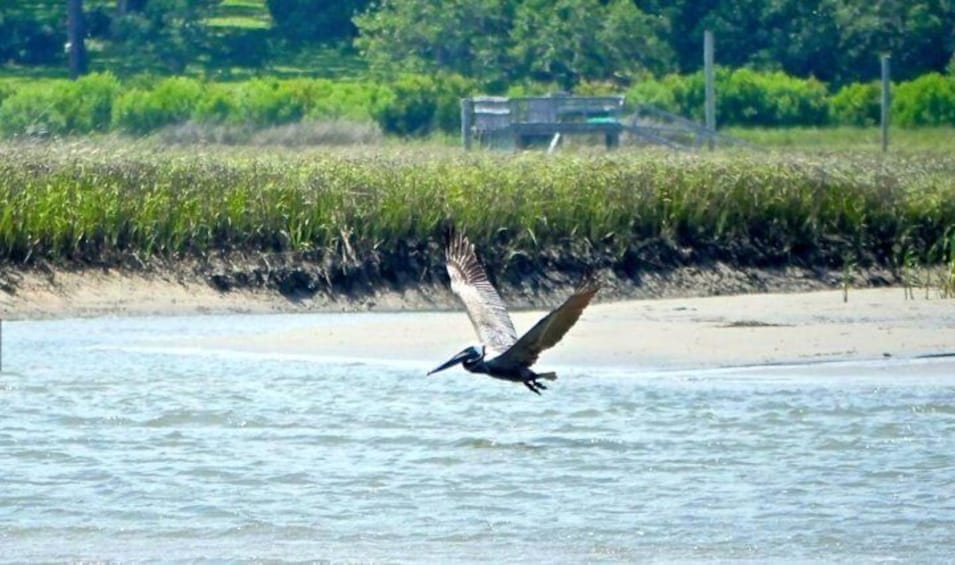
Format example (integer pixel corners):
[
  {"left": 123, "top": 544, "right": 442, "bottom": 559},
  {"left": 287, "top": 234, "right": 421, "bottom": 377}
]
[
  {"left": 187, "top": 287, "right": 955, "bottom": 370},
  {"left": 3, "top": 269, "right": 953, "bottom": 369}
]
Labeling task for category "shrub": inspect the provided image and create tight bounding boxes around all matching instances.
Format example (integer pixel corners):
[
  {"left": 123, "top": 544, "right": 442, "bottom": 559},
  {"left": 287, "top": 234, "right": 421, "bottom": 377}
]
[
  {"left": 0, "top": 82, "right": 13, "bottom": 108},
  {"left": 57, "top": 73, "right": 123, "bottom": 133},
  {"left": 830, "top": 81, "right": 882, "bottom": 126},
  {"left": 720, "top": 69, "right": 829, "bottom": 127},
  {"left": 893, "top": 73, "right": 955, "bottom": 127},
  {"left": 630, "top": 69, "right": 830, "bottom": 127},
  {"left": 193, "top": 83, "right": 241, "bottom": 124},
  {"left": 111, "top": 76, "right": 204, "bottom": 134},
  {"left": 232, "top": 79, "right": 309, "bottom": 126},
  {"left": 432, "top": 73, "right": 477, "bottom": 134},
  {"left": 0, "top": 83, "right": 67, "bottom": 136},
  {"left": 373, "top": 74, "right": 439, "bottom": 136},
  {"left": 305, "top": 80, "right": 390, "bottom": 122},
  {"left": 624, "top": 78, "right": 678, "bottom": 114},
  {"left": 0, "top": 73, "right": 121, "bottom": 135},
  {"left": 665, "top": 71, "right": 708, "bottom": 122}
]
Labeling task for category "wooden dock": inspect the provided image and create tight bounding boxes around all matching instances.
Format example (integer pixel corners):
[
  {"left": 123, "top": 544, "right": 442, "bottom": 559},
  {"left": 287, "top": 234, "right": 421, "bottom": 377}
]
[
  {"left": 461, "top": 94, "right": 624, "bottom": 150},
  {"left": 460, "top": 93, "right": 751, "bottom": 151}
]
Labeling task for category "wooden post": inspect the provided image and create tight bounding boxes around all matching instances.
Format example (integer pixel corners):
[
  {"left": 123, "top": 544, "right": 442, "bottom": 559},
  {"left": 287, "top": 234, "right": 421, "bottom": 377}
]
[
  {"left": 605, "top": 131, "right": 619, "bottom": 149},
  {"left": 704, "top": 30, "right": 716, "bottom": 149},
  {"left": 881, "top": 54, "right": 890, "bottom": 153},
  {"left": 460, "top": 98, "right": 474, "bottom": 150}
]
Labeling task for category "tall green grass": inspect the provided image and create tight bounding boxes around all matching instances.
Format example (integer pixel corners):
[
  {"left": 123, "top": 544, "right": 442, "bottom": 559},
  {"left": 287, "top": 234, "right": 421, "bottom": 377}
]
[{"left": 1, "top": 141, "right": 953, "bottom": 275}]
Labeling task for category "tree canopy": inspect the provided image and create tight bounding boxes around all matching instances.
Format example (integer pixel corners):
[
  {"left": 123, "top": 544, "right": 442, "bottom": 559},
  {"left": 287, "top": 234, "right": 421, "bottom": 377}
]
[{"left": 3, "top": 0, "right": 954, "bottom": 88}]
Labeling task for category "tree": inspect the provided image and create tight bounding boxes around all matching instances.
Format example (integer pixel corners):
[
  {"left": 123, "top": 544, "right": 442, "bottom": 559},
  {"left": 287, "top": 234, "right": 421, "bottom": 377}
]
[
  {"left": 67, "top": 0, "right": 88, "bottom": 79},
  {"left": 633, "top": 0, "right": 955, "bottom": 84},
  {"left": 510, "top": 0, "right": 672, "bottom": 88},
  {"left": 355, "top": 0, "right": 671, "bottom": 89},
  {"left": 354, "top": 0, "right": 515, "bottom": 84},
  {"left": 110, "top": 0, "right": 220, "bottom": 73},
  {"left": 116, "top": 0, "right": 148, "bottom": 15},
  {"left": 827, "top": 0, "right": 955, "bottom": 83},
  {"left": 267, "top": 0, "right": 372, "bottom": 44}
]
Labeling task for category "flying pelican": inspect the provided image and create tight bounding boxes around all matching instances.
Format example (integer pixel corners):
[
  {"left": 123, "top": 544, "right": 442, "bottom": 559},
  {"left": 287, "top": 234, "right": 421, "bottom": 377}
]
[{"left": 428, "top": 232, "right": 599, "bottom": 395}]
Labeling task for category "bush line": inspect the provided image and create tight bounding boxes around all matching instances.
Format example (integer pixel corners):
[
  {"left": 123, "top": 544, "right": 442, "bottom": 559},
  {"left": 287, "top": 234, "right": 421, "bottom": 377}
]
[{"left": 1, "top": 69, "right": 955, "bottom": 138}]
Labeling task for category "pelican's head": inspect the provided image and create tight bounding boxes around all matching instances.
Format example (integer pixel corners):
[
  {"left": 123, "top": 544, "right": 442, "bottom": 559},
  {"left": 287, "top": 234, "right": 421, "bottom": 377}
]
[{"left": 427, "top": 345, "right": 484, "bottom": 375}]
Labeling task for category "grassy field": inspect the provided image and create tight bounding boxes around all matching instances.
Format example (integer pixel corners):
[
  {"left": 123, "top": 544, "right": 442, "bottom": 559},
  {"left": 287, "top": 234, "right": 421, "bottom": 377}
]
[
  {"left": 727, "top": 126, "right": 955, "bottom": 153},
  {"left": 1, "top": 139, "right": 953, "bottom": 292}
]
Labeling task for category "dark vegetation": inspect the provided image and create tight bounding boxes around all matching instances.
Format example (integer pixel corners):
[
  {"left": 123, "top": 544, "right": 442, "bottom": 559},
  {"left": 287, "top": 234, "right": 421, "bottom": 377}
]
[
  {"left": 11, "top": 1, "right": 951, "bottom": 84},
  {"left": 1, "top": 1, "right": 954, "bottom": 138}
]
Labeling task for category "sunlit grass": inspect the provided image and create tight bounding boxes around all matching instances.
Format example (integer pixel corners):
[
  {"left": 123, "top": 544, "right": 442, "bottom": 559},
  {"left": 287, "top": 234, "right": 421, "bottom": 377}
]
[
  {"left": 727, "top": 126, "right": 955, "bottom": 153},
  {"left": 205, "top": 17, "right": 270, "bottom": 29},
  {"left": 207, "top": 0, "right": 272, "bottom": 29}
]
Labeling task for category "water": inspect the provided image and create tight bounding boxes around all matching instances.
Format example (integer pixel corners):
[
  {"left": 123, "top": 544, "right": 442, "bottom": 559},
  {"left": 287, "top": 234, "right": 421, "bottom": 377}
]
[{"left": 2, "top": 314, "right": 955, "bottom": 562}]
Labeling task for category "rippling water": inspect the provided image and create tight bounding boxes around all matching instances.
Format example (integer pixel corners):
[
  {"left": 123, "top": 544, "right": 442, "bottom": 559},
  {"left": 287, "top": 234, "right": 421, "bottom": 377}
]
[{"left": 2, "top": 314, "right": 954, "bottom": 562}]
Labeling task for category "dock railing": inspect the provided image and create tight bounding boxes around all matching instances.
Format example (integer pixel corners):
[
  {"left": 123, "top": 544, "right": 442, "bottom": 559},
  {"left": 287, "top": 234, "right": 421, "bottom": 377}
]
[{"left": 461, "top": 94, "right": 625, "bottom": 150}]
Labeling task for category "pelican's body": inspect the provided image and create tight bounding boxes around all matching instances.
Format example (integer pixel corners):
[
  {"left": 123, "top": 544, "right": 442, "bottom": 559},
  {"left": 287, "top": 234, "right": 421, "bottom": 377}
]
[{"left": 429, "top": 233, "right": 599, "bottom": 394}]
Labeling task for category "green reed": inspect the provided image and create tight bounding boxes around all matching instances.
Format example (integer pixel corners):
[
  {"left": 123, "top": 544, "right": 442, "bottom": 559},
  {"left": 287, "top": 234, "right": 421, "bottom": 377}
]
[{"left": 1, "top": 140, "right": 954, "bottom": 271}]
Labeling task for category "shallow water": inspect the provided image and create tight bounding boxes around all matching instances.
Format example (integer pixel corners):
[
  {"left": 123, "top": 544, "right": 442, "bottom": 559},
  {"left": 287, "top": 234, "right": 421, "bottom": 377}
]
[{"left": 2, "top": 314, "right": 955, "bottom": 562}]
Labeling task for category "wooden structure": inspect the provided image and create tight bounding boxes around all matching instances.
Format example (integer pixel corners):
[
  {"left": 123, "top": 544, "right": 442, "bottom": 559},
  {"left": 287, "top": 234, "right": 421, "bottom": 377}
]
[
  {"left": 461, "top": 94, "right": 625, "bottom": 151},
  {"left": 626, "top": 104, "right": 752, "bottom": 150},
  {"left": 461, "top": 93, "right": 751, "bottom": 152}
]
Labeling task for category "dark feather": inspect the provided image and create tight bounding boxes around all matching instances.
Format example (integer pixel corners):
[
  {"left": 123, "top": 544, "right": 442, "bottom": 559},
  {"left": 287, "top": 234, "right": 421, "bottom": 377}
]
[{"left": 487, "top": 275, "right": 599, "bottom": 370}]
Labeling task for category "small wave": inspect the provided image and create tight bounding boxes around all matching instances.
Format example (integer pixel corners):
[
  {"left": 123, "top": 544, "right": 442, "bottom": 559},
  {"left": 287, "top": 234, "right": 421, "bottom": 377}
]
[
  {"left": 55, "top": 414, "right": 134, "bottom": 427},
  {"left": 410, "top": 455, "right": 463, "bottom": 465},
  {"left": 451, "top": 437, "right": 544, "bottom": 451},
  {"left": 141, "top": 410, "right": 232, "bottom": 427}
]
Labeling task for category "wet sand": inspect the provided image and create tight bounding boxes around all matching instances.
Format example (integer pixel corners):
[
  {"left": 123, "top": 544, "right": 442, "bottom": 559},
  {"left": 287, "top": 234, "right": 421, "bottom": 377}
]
[
  {"left": 193, "top": 288, "right": 955, "bottom": 370},
  {"left": 2, "top": 269, "right": 953, "bottom": 369}
]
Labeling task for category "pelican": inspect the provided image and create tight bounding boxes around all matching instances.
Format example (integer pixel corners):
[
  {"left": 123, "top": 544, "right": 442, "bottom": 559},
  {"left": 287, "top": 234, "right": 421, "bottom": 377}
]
[{"left": 428, "top": 233, "right": 599, "bottom": 394}]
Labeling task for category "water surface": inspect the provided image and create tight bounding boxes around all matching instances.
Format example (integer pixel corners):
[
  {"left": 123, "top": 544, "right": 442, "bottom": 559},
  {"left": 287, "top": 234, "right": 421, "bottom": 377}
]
[{"left": 2, "top": 314, "right": 954, "bottom": 562}]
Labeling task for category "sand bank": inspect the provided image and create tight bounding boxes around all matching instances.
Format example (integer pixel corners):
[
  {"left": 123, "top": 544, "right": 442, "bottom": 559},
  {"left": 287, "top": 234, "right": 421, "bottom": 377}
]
[
  {"left": 2, "top": 269, "right": 953, "bottom": 369},
  {"left": 189, "top": 287, "right": 955, "bottom": 370}
]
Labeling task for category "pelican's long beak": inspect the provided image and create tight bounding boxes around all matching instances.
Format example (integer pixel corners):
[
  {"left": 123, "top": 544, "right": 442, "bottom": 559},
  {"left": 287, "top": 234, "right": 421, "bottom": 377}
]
[{"left": 427, "top": 349, "right": 470, "bottom": 375}]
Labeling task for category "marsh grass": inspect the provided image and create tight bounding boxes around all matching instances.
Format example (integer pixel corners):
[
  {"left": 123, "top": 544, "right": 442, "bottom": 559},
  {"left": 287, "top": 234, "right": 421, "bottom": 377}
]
[{"left": 1, "top": 140, "right": 953, "bottom": 287}]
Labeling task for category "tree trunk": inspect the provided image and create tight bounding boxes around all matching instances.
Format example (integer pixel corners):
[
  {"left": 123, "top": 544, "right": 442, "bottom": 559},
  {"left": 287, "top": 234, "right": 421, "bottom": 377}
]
[{"left": 67, "top": 0, "right": 88, "bottom": 79}]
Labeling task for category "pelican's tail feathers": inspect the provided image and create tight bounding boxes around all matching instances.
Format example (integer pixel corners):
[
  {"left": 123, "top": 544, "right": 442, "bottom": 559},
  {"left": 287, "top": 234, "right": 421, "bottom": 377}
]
[{"left": 536, "top": 372, "right": 558, "bottom": 381}]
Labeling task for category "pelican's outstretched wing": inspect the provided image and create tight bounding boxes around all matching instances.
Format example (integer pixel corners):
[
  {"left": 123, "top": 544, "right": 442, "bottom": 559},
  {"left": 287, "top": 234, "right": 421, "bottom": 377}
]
[
  {"left": 488, "top": 276, "right": 599, "bottom": 370},
  {"left": 446, "top": 232, "right": 518, "bottom": 355}
]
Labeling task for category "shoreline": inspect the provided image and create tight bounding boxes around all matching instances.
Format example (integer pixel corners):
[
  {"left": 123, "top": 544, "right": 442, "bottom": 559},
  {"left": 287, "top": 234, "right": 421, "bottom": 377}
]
[
  {"left": 3, "top": 266, "right": 953, "bottom": 370},
  {"left": 0, "top": 262, "right": 907, "bottom": 321}
]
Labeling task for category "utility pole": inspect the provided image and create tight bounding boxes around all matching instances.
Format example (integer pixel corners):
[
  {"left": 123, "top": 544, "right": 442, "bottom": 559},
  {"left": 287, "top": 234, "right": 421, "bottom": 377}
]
[
  {"left": 704, "top": 30, "right": 716, "bottom": 149},
  {"left": 881, "top": 54, "right": 891, "bottom": 153}
]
